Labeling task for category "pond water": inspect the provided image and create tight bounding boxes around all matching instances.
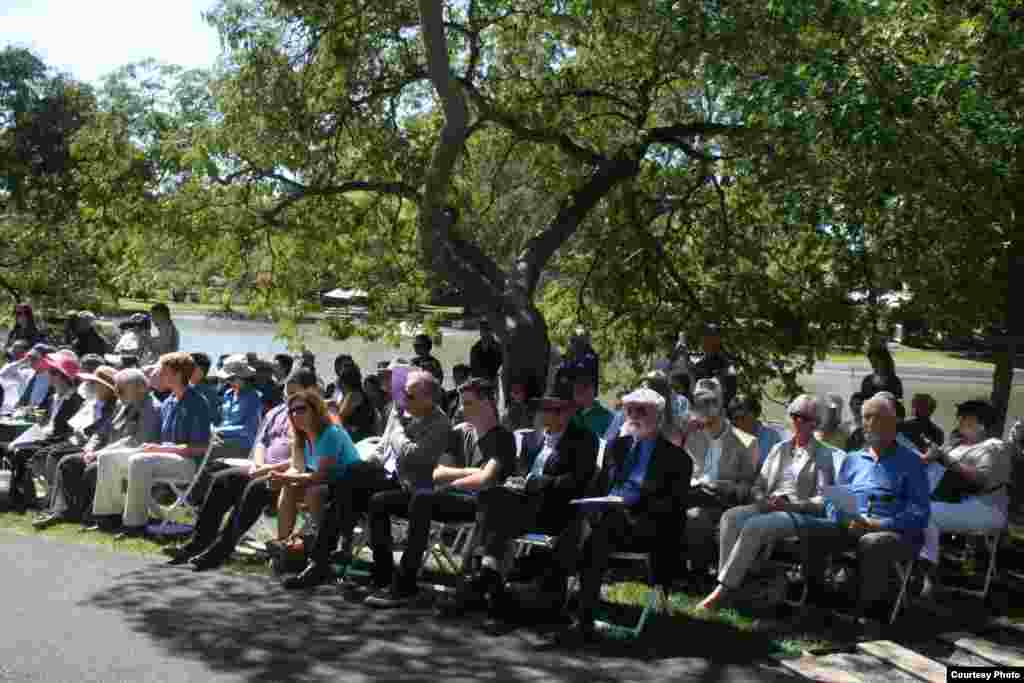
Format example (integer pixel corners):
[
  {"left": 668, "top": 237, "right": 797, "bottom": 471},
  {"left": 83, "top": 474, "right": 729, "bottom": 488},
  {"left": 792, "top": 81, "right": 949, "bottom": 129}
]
[
  {"left": 172, "top": 316, "right": 479, "bottom": 389},
  {"left": 5, "top": 315, "right": 1023, "bottom": 433}
]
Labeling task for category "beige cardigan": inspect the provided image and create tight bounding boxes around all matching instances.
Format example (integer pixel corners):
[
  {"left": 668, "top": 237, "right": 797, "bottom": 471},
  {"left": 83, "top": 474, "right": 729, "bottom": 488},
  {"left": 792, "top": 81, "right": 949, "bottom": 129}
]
[
  {"left": 685, "top": 420, "right": 758, "bottom": 503},
  {"left": 750, "top": 437, "right": 835, "bottom": 515}
]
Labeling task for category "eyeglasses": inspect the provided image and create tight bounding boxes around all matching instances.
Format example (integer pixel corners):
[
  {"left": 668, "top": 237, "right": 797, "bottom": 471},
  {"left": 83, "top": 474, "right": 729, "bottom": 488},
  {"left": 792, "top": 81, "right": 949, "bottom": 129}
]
[{"left": 289, "top": 404, "right": 309, "bottom": 417}]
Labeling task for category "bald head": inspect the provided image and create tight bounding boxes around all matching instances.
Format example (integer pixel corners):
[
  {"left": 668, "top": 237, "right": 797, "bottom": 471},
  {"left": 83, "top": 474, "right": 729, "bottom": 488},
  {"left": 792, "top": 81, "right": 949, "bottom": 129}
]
[{"left": 862, "top": 394, "right": 898, "bottom": 450}]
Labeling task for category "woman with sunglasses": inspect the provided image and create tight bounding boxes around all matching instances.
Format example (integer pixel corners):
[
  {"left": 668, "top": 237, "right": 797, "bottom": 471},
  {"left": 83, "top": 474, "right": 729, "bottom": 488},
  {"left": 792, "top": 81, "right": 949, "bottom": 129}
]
[
  {"left": 269, "top": 390, "right": 360, "bottom": 549},
  {"left": 697, "top": 394, "right": 835, "bottom": 611}
]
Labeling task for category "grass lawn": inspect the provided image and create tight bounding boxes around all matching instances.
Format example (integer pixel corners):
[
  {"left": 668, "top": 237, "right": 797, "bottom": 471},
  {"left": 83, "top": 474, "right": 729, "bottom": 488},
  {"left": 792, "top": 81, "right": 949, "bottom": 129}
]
[
  {"left": 825, "top": 347, "right": 996, "bottom": 370},
  {"left": 4, "top": 506, "right": 1021, "bottom": 657}
]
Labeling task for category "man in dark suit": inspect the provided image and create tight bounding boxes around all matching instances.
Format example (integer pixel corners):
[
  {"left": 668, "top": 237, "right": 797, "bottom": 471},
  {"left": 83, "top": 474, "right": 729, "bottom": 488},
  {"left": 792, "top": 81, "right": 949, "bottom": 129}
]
[
  {"left": 555, "top": 386, "right": 692, "bottom": 643},
  {"left": 456, "top": 373, "right": 598, "bottom": 612}
]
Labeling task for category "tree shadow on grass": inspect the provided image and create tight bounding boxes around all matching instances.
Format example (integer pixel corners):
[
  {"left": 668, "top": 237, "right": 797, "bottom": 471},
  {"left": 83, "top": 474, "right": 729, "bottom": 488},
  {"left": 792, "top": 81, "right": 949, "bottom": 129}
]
[{"left": 81, "top": 564, "right": 800, "bottom": 683}]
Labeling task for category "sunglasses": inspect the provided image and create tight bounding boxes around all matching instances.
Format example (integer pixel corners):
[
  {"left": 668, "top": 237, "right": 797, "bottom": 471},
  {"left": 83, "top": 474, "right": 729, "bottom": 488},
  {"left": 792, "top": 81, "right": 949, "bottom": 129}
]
[
  {"left": 789, "top": 413, "right": 813, "bottom": 423},
  {"left": 624, "top": 404, "right": 651, "bottom": 416},
  {"left": 289, "top": 404, "right": 309, "bottom": 417}
]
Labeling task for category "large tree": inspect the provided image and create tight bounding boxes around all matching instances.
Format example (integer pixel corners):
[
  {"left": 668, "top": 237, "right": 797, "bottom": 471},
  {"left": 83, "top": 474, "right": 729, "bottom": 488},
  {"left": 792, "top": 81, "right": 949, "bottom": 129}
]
[
  {"left": 186, "top": 0, "right": 864, "bottom": 397},
  {"left": 737, "top": 0, "right": 1024, "bottom": 428},
  {"left": 0, "top": 46, "right": 107, "bottom": 308}
]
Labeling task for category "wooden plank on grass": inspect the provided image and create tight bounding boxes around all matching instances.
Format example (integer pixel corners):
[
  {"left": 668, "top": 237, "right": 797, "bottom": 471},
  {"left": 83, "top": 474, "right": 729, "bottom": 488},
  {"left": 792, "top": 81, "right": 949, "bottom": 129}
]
[
  {"left": 990, "top": 617, "right": 1024, "bottom": 636},
  {"left": 780, "top": 655, "right": 866, "bottom": 683},
  {"left": 939, "top": 632, "right": 1024, "bottom": 667},
  {"left": 857, "top": 640, "right": 946, "bottom": 683}
]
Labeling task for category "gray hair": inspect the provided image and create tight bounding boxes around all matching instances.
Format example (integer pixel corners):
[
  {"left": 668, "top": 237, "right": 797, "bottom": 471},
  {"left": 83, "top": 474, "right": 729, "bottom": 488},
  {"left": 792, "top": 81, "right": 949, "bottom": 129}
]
[
  {"left": 114, "top": 368, "right": 148, "bottom": 393},
  {"left": 864, "top": 393, "right": 897, "bottom": 417},
  {"left": 822, "top": 392, "right": 844, "bottom": 430},
  {"left": 787, "top": 394, "right": 821, "bottom": 426},
  {"left": 407, "top": 369, "right": 439, "bottom": 402}
]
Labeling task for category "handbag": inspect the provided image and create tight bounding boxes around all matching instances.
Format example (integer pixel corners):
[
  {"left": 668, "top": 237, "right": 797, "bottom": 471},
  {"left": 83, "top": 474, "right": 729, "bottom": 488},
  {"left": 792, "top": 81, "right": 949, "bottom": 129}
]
[{"left": 931, "top": 467, "right": 985, "bottom": 504}]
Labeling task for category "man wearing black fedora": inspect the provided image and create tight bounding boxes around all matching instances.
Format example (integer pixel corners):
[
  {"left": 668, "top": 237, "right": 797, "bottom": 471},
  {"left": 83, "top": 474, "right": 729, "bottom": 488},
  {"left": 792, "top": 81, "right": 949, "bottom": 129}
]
[{"left": 453, "top": 373, "right": 598, "bottom": 615}]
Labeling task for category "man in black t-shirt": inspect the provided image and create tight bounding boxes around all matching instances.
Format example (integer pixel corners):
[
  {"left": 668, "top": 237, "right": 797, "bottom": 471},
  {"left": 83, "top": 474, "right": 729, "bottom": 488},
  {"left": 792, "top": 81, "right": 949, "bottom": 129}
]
[{"left": 364, "top": 377, "right": 516, "bottom": 608}]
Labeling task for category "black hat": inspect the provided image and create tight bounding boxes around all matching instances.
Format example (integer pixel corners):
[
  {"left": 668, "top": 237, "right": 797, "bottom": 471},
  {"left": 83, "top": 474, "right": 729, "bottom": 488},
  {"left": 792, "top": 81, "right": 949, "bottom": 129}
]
[
  {"left": 532, "top": 373, "right": 576, "bottom": 408},
  {"left": 413, "top": 334, "right": 432, "bottom": 349},
  {"left": 702, "top": 322, "right": 722, "bottom": 336}
]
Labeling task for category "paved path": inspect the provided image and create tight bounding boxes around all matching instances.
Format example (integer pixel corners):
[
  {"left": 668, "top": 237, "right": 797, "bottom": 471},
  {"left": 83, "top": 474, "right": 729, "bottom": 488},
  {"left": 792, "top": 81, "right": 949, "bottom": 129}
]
[
  {"left": 0, "top": 531, "right": 798, "bottom": 683},
  {"left": 781, "top": 623, "right": 1024, "bottom": 683},
  {"left": 815, "top": 362, "right": 1022, "bottom": 385}
]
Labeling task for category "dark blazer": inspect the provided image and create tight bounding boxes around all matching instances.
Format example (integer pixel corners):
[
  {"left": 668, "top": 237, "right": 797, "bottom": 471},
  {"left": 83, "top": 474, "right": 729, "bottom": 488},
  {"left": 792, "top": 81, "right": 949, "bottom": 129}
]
[
  {"left": 587, "top": 432, "right": 693, "bottom": 586},
  {"left": 11, "top": 392, "right": 84, "bottom": 452},
  {"left": 590, "top": 433, "right": 692, "bottom": 518},
  {"left": 522, "top": 420, "right": 599, "bottom": 526}
]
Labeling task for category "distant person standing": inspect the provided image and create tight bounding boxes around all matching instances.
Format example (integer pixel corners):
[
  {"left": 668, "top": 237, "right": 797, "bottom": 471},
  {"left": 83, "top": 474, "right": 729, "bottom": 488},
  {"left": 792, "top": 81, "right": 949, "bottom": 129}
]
[
  {"left": 149, "top": 304, "right": 180, "bottom": 356},
  {"left": 4, "top": 303, "right": 45, "bottom": 353},
  {"left": 69, "top": 312, "right": 109, "bottom": 358},
  {"left": 860, "top": 342, "right": 903, "bottom": 400},
  {"left": 564, "top": 327, "right": 599, "bottom": 387},
  {"left": 691, "top": 323, "right": 737, "bottom": 407},
  {"left": 469, "top": 319, "right": 502, "bottom": 383},
  {"left": 411, "top": 334, "right": 444, "bottom": 385}
]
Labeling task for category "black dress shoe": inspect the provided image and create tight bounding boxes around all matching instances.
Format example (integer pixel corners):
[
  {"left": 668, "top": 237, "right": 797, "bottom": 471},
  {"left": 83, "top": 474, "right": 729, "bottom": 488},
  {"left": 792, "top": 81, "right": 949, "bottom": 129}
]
[
  {"left": 190, "top": 546, "right": 231, "bottom": 572},
  {"left": 282, "top": 562, "right": 332, "bottom": 589}
]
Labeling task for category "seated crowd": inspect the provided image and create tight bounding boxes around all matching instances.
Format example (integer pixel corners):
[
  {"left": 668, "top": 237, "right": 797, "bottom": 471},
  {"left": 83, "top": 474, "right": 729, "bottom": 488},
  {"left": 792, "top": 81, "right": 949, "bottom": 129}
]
[{"left": 0, "top": 307, "right": 1018, "bottom": 642}]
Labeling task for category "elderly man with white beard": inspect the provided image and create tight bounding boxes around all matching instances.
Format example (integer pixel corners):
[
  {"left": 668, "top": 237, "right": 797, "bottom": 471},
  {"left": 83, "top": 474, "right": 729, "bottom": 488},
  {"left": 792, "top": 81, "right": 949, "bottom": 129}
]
[{"left": 553, "top": 386, "right": 692, "bottom": 643}]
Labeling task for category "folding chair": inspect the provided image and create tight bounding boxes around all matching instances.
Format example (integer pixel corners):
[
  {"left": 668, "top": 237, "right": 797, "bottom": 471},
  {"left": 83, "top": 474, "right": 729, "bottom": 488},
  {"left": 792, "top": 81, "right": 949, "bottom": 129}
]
[
  {"left": 511, "top": 534, "right": 666, "bottom": 638},
  {"left": 940, "top": 527, "right": 1003, "bottom": 602},
  {"left": 593, "top": 551, "right": 668, "bottom": 638},
  {"left": 147, "top": 440, "right": 217, "bottom": 536},
  {"left": 888, "top": 557, "right": 915, "bottom": 624}
]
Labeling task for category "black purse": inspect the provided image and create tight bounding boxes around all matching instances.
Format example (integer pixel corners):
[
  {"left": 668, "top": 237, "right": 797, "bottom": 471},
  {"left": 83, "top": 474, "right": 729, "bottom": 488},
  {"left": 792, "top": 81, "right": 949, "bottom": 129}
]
[{"left": 931, "top": 467, "right": 985, "bottom": 504}]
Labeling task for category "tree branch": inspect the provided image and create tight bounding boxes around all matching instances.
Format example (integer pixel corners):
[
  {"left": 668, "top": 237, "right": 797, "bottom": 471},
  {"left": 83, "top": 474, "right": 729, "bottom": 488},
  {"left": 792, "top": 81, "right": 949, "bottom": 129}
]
[
  {"left": 458, "top": 78, "right": 606, "bottom": 166},
  {"left": 517, "top": 152, "right": 642, "bottom": 297},
  {"left": 417, "top": 0, "right": 473, "bottom": 279},
  {"left": 262, "top": 178, "right": 421, "bottom": 223}
]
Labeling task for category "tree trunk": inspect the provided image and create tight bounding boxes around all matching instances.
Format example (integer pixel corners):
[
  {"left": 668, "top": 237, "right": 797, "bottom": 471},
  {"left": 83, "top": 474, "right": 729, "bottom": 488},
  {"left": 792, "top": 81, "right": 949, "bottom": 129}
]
[
  {"left": 989, "top": 240, "right": 1024, "bottom": 436},
  {"left": 990, "top": 343, "right": 1017, "bottom": 437},
  {"left": 492, "top": 297, "right": 550, "bottom": 406}
]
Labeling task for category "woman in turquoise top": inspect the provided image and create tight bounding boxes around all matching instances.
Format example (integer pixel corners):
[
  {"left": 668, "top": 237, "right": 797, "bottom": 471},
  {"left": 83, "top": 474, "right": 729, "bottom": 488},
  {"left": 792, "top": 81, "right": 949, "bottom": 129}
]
[{"left": 270, "top": 390, "right": 359, "bottom": 545}]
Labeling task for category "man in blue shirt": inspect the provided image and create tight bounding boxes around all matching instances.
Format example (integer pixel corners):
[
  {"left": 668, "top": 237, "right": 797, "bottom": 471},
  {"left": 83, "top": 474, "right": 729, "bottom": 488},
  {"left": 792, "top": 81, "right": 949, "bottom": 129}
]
[
  {"left": 93, "top": 352, "right": 212, "bottom": 535},
  {"left": 797, "top": 393, "right": 930, "bottom": 624}
]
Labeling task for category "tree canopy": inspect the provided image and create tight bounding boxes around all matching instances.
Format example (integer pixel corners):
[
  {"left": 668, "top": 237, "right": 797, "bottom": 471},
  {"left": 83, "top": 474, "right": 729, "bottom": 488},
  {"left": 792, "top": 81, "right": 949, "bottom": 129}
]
[{"left": 2, "top": 0, "right": 1021, "bottom": 423}]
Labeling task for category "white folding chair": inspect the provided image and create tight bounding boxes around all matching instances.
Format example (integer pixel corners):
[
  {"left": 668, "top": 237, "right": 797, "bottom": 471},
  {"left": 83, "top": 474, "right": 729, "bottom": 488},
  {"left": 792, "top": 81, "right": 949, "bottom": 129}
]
[{"left": 149, "top": 440, "right": 216, "bottom": 533}]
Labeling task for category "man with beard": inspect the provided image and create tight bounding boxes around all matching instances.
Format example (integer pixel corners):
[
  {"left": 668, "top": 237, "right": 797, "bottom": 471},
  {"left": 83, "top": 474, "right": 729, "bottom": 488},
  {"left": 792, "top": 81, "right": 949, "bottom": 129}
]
[{"left": 553, "top": 386, "right": 691, "bottom": 643}]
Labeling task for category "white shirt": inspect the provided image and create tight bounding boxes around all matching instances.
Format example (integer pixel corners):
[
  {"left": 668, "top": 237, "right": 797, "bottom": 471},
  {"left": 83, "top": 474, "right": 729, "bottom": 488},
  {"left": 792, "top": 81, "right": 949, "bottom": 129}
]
[
  {"left": 529, "top": 431, "right": 563, "bottom": 478},
  {"left": 777, "top": 445, "right": 807, "bottom": 498}
]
